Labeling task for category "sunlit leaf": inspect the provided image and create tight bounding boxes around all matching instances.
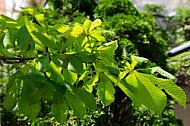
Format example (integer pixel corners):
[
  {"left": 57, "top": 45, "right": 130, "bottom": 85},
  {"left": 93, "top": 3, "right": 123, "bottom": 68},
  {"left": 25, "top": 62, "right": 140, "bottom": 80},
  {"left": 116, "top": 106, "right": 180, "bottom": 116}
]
[
  {"left": 90, "top": 19, "right": 102, "bottom": 32},
  {"left": 97, "top": 74, "right": 115, "bottom": 107},
  {"left": 63, "top": 69, "right": 77, "bottom": 85}
]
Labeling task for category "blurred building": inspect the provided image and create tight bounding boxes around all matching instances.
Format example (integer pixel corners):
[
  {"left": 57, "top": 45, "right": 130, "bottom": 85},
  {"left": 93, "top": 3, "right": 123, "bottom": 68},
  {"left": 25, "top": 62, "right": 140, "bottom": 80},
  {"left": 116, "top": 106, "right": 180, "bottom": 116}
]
[
  {"left": 132, "top": 0, "right": 190, "bottom": 14},
  {"left": 0, "top": 0, "right": 6, "bottom": 15}
]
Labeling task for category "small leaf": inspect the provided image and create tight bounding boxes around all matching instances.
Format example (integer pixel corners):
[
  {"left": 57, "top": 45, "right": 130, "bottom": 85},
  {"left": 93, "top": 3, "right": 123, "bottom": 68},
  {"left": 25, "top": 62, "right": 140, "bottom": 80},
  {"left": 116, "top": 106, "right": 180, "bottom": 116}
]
[
  {"left": 106, "top": 66, "right": 120, "bottom": 75},
  {"left": 118, "top": 71, "right": 129, "bottom": 80},
  {"left": 63, "top": 69, "right": 77, "bottom": 85},
  {"left": 38, "top": 56, "right": 50, "bottom": 71},
  {"left": 83, "top": 19, "right": 92, "bottom": 32},
  {"left": 151, "top": 67, "right": 177, "bottom": 82},
  {"left": 83, "top": 74, "right": 99, "bottom": 93},
  {"left": 68, "top": 56, "right": 83, "bottom": 73},
  {"left": 90, "top": 19, "right": 102, "bottom": 32},
  {"left": 126, "top": 72, "right": 138, "bottom": 88},
  {"left": 97, "top": 41, "right": 118, "bottom": 55}
]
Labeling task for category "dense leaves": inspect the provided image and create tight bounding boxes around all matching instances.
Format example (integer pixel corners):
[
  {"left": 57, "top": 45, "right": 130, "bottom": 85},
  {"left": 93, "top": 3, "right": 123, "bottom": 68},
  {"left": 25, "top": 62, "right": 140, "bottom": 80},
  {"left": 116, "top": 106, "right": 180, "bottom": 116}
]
[{"left": 0, "top": 8, "right": 186, "bottom": 124}]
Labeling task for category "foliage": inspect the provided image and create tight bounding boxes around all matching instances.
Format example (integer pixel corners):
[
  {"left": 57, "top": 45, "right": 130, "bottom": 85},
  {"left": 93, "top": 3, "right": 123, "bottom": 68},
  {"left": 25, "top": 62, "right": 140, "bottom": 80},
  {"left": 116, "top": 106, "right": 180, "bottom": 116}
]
[
  {"left": 0, "top": 1, "right": 186, "bottom": 126},
  {"left": 48, "top": 0, "right": 97, "bottom": 20},
  {"left": 94, "top": 0, "right": 168, "bottom": 69}
]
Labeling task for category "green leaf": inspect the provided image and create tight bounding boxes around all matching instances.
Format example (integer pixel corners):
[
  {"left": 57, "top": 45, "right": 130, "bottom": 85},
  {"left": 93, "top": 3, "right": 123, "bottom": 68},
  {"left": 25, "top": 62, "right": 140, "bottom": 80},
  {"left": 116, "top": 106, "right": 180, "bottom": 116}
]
[
  {"left": 18, "top": 84, "right": 41, "bottom": 120},
  {"left": 106, "top": 66, "right": 120, "bottom": 75},
  {"left": 146, "top": 75, "right": 186, "bottom": 108},
  {"left": 50, "top": 55, "right": 62, "bottom": 66},
  {"left": 83, "top": 74, "right": 99, "bottom": 93},
  {"left": 132, "top": 55, "right": 148, "bottom": 63},
  {"left": 77, "top": 51, "right": 96, "bottom": 63},
  {"left": 4, "top": 75, "right": 22, "bottom": 111},
  {"left": 150, "top": 67, "right": 177, "bottom": 82},
  {"left": 3, "top": 91, "right": 17, "bottom": 111},
  {"left": 97, "top": 41, "right": 118, "bottom": 55},
  {"left": 97, "top": 74, "right": 115, "bottom": 107},
  {"left": 65, "top": 91, "right": 86, "bottom": 118},
  {"left": 77, "top": 88, "right": 97, "bottom": 110},
  {"left": 17, "top": 25, "right": 33, "bottom": 50},
  {"left": 28, "top": 86, "right": 51, "bottom": 104},
  {"left": 83, "top": 19, "right": 92, "bottom": 32},
  {"left": 74, "top": 35, "right": 86, "bottom": 52},
  {"left": 68, "top": 56, "right": 83, "bottom": 73},
  {"left": 3, "top": 28, "right": 16, "bottom": 48},
  {"left": 134, "top": 71, "right": 167, "bottom": 114},
  {"left": 51, "top": 82, "right": 67, "bottom": 96},
  {"left": 118, "top": 71, "right": 129, "bottom": 81},
  {"left": 38, "top": 56, "right": 50, "bottom": 71},
  {"left": 49, "top": 62, "right": 64, "bottom": 82},
  {"left": 34, "top": 14, "right": 45, "bottom": 27},
  {"left": 157, "top": 80, "right": 186, "bottom": 107},
  {"left": 32, "top": 31, "right": 57, "bottom": 49},
  {"left": 90, "top": 30, "right": 106, "bottom": 42},
  {"left": 106, "top": 73, "right": 140, "bottom": 108},
  {"left": 126, "top": 72, "right": 138, "bottom": 88},
  {"left": 51, "top": 94, "right": 68, "bottom": 124},
  {"left": 90, "top": 19, "right": 102, "bottom": 32},
  {"left": 62, "top": 36, "right": 76, "bottom": 49},
  {"left": 63, "top": 69, "right": 77, "bottom": 85}
]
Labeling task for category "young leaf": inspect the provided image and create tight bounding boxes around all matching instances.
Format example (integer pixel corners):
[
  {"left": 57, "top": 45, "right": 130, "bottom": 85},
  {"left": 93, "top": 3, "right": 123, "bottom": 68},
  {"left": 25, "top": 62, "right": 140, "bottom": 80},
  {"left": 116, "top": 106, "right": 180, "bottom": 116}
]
[
  {"left": 63, "top": 69, "right": 77, "bottom": 85},
  {"left": 49, "top": 62, "right": 64, "bottom": 82},
  {"left": 83, "top": 74, "right": 99, "bottom": 93},
  {"left": 90, "top": 19, "right": 102, "bottom": 32},
  {"left": 97, "top": 41, "right": 118, "bottom": 55},
  {"left": 126, "top": 72, "right": 138, "bottom": 88},
  {"left": 83, "top": 19, "right": 92, "bottom": 32},
  {"left": 150, "top": 67, "right": 177, "bottom": 82},
  {"left": 97, "top": 74, "right": 115, "bottom": 107}
]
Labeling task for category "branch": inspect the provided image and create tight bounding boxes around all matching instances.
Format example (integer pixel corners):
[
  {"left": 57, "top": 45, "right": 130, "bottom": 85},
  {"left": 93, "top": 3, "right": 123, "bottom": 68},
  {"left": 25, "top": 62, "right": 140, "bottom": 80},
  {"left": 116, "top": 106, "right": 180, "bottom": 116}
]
[{"left": 0, "top": 56, "right": 35, "bottom": 64}]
